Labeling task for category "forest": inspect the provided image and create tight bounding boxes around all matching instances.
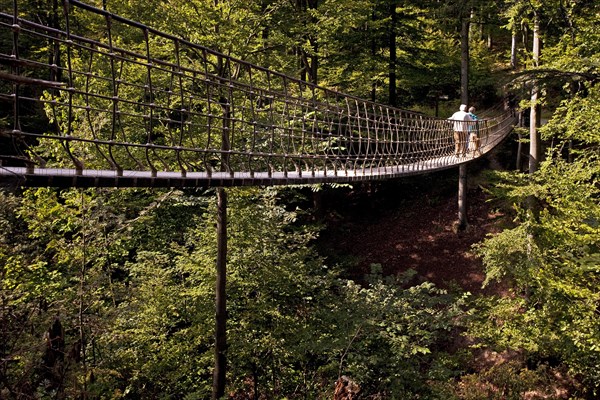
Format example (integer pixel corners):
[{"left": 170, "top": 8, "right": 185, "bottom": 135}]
[{"left": 0, "top": 0, "right": 599, "bottom": 399}]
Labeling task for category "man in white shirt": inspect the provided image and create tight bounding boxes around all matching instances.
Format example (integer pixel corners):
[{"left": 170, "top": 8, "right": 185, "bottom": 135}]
[{"left": 448, "top": 104, "right": 473, "bottom": 157}]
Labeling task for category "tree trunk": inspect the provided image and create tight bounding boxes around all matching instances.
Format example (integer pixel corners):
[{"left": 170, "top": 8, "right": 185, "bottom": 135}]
[
  {"left": 486, "top": 13, "right": 492, "bottom": 48},
  {"left": 49, "top": 0, "right": 62, "bottom": 82},
  {"left": 296, "top": 0, "right": 318, "bottom": 84},
  {"left": 526, "top": 14, "right": 541, "bottom": 261},
  {"left": 516, "top": 111, "right": 523, "bottom": 171},
  {"left": 529, "top": 15, "right": 541, "bottom": 174},
  {"left": 388, "top": 1, "right": 397, "bottom": 107},
  {"left": 370, "top": 10, "right": 377, "bottom": 102},
  {"left": 309, "top": 38, "right": 318, "bottom": 84},
  {"left": 510, "top": 33, "right": 517, "bottom": 69},
  {"left": 460, "top": 17, "right": 469, "bottom": 105},
  {"left": 308, "top": 0, "right": 318, "bottom": 84},
  {"left": 457, "top": 14, "right": 470, "bottom": 230}
]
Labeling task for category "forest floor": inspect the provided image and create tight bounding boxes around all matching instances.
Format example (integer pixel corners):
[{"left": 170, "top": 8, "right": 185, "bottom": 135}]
[{"left": 318, "top": 173, "right": 507, "bottom": 295}]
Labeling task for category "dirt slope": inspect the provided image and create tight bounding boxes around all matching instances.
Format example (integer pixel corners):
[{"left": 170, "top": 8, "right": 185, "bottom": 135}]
[{"left": 319, "top": 182, "right": 504, "bottom": 294}]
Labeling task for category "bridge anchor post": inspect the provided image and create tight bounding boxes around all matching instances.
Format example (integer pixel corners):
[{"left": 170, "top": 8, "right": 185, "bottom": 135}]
[
  {"left": 457, "top": 163, "right": 468, "bottom": 231},
  {"left": 213, "top": 187, "right": 227, "bottom": 399}
]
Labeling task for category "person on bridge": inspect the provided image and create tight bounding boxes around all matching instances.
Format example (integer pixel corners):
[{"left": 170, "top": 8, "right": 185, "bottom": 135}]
[
  {"left": 449, "top": 104, "right": 473, "bottom": 157},
  {"left": 467, "top": 106, "right": 481, "bottom": 156}
]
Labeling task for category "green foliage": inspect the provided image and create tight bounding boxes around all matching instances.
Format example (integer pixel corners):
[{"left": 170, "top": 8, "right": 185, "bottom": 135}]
[
  {"left": 333, "top": 267, "right": 471, "bottom": 398},
  {"left": 469, "top": 1, "right": 600, "bottom": 382},
  {"left": 0, "top": 187, "right": 208, "bottom": 397},
  {"left": 1, "top": 184, "right": 474, "bottom": 398},
  {"left": 471, "top": 3, "right": 600, "bottom": 385},
  {"left": 472, "top": 111, "right": 600, "bottom": 395},
  {"left": 542, "top": 85, "right": 600, "bottom": 146},
  {"left": 95, "top": 189, "right": 472, "bottom": 398}
]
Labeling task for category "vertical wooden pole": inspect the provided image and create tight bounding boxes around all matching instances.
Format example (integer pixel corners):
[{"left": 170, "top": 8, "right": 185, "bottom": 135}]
[
  {"left": 79, "top": 190, "right": 88, "bottom": 399},
  {"left": 213, "top": 187, "right": 227, "bottom": 400},
  {"left": 213, "top": 92, "right": 231, "bottom": 399},
  {"left": 458, "top": 163, "right": 468, "bottom": 230}
]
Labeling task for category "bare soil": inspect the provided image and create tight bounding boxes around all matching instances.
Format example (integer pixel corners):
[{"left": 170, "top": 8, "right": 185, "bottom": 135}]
[{"left": 318, "top": 176, "right": 506, "bottom": 294}]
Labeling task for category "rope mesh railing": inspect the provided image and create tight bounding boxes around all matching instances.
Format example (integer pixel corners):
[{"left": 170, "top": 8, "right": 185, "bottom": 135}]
[{"left": 0, "top": 0, "right": 516, "bottom": 188}]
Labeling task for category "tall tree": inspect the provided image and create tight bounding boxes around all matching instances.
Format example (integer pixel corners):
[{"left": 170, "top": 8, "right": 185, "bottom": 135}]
[{"left": 529, "top": 10, "right": 541, "bottom": 174}]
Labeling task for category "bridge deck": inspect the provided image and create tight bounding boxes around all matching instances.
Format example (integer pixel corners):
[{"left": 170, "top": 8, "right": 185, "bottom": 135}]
[{"left": 0, "top": 150, "right": 499, "bottom": 188}]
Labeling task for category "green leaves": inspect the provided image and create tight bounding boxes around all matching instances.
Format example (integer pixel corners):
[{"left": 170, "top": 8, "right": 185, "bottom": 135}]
[
  {"left": 471, "top": 3, "right": 600, "bottom": 380},
  {"left": 542, "top": 85, "right": 600, "bottom": 145},
  {"left": 326, "top": 267, "right": 469, "bottom": 397},
  {"left": 473, "top": 101, "right": 600, "bottom": 392}
]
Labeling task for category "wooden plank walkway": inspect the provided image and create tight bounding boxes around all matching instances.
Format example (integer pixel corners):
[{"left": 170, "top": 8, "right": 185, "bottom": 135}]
[{"left": 0, "top": 150, "right": 502, "bottom": 188}]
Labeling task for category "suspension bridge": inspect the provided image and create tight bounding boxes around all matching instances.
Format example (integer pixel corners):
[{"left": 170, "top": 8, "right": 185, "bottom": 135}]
[{"left": 0, "top": 0, "right": 516, "bottom": 189}]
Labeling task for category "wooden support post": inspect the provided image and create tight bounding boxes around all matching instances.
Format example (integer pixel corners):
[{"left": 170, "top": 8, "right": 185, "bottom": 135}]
[
  {"left": 457, "top": 163, "right": 468, "bottom": 231},
  {"left": 213, "top": 187, "right": 227, "bottom": 400},
  {"left": 213, "top": 87, "right": 231, "bottom": 399}
]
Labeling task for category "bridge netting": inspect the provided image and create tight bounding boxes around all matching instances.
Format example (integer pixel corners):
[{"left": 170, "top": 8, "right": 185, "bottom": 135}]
[{"left": 0, "top": 0, "right": 516, "bottom": 188}]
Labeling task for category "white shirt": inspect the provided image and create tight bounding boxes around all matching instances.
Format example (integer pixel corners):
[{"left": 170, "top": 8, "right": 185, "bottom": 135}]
[{"left": 449, "top": 110, "right": 473, "bottom": 132}]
